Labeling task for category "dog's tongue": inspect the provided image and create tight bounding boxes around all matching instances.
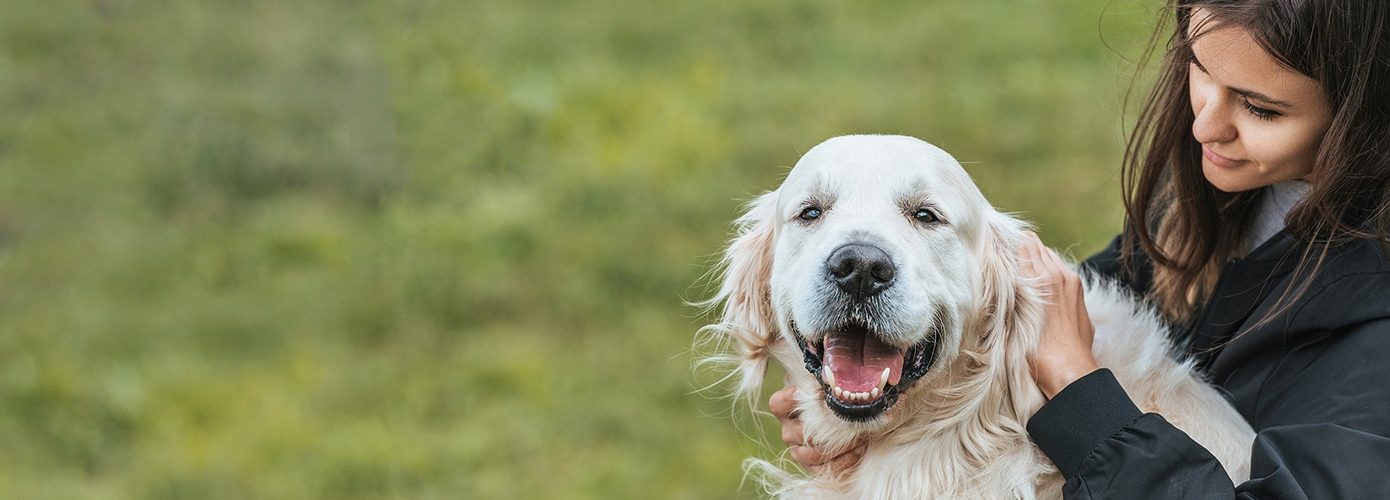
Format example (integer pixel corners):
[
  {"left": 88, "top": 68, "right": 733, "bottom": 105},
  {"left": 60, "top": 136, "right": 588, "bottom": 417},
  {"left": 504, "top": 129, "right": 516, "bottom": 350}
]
[{"left": 824, "top": 331, "right": 904, "bottom": 392}]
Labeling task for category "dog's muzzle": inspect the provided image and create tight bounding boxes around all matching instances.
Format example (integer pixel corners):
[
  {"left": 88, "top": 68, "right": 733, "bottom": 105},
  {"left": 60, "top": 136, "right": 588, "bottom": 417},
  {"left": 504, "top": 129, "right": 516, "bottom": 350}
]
[{"left": 792, "top": 320, "right": 939, "bottom": 422}]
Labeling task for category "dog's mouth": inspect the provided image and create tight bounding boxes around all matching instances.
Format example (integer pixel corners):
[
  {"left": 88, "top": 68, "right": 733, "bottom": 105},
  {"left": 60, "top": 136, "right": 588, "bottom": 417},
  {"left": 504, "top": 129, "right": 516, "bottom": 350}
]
[{"left": 792, "top": 320, "right": 939, "bottom": 422}]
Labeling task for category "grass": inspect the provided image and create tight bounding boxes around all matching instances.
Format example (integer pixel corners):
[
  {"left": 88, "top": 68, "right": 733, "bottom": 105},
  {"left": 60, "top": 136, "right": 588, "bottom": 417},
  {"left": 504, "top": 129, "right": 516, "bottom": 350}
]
[{"left": 0, "top": 0, "right": 1160, "bottom": 497}]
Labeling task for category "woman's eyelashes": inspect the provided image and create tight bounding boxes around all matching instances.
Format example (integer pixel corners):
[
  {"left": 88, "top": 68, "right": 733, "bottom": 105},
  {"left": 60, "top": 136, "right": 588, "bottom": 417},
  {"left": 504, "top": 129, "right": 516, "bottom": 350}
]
[{"left": 1241, "top": 98, "right": 1280, "bottom": 120}]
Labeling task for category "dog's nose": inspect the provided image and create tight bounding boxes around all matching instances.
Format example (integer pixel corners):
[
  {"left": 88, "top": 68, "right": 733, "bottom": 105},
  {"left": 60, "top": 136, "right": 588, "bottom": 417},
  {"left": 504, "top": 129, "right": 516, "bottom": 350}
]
[{"left": 825, "top": 243, "right": 895, "bottom": 299}]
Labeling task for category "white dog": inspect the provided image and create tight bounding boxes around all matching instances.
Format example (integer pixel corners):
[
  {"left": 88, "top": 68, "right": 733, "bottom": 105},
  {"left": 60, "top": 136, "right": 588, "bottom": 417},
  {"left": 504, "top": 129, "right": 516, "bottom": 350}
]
[{"left": 700, "top": 135, "right": 1254, "bottom": 498}]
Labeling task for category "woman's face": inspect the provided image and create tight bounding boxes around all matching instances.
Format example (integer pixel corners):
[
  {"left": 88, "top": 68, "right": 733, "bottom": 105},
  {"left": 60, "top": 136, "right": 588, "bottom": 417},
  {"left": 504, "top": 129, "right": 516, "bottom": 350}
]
[{"left": 1187, "top": 8, "right": 1333, "bottom": 193}]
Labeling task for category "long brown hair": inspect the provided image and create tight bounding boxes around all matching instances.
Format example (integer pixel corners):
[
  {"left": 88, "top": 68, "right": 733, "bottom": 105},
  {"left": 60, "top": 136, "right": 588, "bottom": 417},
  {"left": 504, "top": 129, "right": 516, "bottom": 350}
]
[{"left": 1121, "top": 0, "right": 1390, "bottom": 323}]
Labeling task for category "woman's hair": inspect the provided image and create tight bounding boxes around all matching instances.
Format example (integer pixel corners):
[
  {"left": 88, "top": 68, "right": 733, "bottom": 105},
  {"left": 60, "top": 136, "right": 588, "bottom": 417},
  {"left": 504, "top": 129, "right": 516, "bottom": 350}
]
[{"left": 1121, "top": 0, "right": 1390, "bottom": 323}]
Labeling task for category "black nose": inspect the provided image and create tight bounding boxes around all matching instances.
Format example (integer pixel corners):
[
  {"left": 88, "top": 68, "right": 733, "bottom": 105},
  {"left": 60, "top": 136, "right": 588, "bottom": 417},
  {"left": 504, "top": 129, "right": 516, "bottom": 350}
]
[{"left": 825, "top": 243, "right": 895, "bottom": 299}]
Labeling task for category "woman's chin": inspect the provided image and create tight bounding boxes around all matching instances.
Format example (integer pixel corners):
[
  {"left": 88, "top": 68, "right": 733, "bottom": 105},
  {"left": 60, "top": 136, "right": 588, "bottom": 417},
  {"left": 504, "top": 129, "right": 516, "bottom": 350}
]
[{"left": 1202, "top": 160, "right": 1262, "bottom": 193}]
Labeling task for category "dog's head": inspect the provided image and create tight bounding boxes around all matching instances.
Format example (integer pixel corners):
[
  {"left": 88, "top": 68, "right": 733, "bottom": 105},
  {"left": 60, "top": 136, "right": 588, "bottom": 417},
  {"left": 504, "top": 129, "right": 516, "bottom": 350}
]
[{"left": 705, "top": 135, "right": 1043, "bottom": 437}]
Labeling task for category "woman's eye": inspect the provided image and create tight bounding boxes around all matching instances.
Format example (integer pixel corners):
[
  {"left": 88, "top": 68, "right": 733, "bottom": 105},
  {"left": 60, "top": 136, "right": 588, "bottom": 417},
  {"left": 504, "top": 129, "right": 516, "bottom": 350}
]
[
  {"left": 913, "top": 208, "right": 939, "bottom": 223},
  {"left": 1241, "top": 98, "right": 1280, "bottom": 120},
  {"left": 799, "top": 206, "right": 823, "bottom": 221}
]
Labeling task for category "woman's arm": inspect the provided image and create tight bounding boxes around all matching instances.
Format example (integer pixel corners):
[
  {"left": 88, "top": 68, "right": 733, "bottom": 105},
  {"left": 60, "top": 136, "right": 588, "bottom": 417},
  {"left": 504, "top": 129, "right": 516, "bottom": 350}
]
[
  {"left": 1023, "top": 236, "right": 1390, "bottom": 498},
  {"left": 1029, "top": 317, "right": 1390, "bottom": 498}
]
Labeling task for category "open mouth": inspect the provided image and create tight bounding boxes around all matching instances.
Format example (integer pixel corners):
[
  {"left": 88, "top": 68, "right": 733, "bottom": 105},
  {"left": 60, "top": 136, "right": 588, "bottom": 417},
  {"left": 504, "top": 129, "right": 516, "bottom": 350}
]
[{"left": 792, "top": 320, "right": 939, "bottom": 422}]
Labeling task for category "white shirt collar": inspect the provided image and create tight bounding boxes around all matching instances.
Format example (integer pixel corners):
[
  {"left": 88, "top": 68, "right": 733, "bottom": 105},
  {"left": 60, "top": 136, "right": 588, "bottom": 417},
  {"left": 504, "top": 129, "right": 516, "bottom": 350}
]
[{"left": 1248, "top": 180, "right": 1312, "bottom": 251}]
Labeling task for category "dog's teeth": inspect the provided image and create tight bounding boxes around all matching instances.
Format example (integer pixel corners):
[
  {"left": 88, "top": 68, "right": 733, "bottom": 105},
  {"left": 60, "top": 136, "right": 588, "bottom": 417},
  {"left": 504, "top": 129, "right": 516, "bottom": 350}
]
[
  {"left": 870, "top": 387, "right": 881, "bottom": 399},
  {"left": 833, "top": 386, "right": 844, "bottom": 399},
  {"left": 822, "top": 366, "right": 835, "bottom": 387},
  {"left": 878, "top": 367, "right": 890, "bottom": 391}
]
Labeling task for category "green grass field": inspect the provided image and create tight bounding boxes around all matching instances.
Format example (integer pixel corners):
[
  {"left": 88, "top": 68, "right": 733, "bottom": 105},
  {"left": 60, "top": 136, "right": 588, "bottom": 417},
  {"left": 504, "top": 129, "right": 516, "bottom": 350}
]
[{"left": 0, "top": 1, "right": 1160, "bottom": 497}]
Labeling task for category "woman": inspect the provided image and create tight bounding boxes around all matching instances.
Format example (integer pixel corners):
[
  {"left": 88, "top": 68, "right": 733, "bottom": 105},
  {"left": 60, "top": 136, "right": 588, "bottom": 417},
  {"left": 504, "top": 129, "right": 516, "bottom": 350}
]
[{"left": 770, "top": 0, "right": 1390, "bottom": 496}]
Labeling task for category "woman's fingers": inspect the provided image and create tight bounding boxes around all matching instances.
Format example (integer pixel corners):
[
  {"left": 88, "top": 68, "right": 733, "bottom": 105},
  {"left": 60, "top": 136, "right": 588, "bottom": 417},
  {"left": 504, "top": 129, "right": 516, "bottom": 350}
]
[
  {"left": 789, "top": 443, "right": 827, "bottom": 468},
  {"left": 771, "top": 383, "right": 867, "bottom": 472},
  {"left": 1044, "top": 243, "right": 1070, "bottom": 277},
  {"left": 1020, "top": 231, "right": 1079, "bottom": 293},
  {"left": 771, "top": 385, "right": 808, "bottom": 451},
  {"left": 823, "top": 444, "right": 866, "bottom": 473},
  {"left": 793, "top": 443, "right": 866, "bottom": 474},
  {"left": 1018, "top": 232, "right": 1043, "bottom": 278},
  {"left": 769, "top": 385, "right": 797, "bottom": 420},
  {"left": 781, "top": 416, "right": 805, "bottom": 449}
]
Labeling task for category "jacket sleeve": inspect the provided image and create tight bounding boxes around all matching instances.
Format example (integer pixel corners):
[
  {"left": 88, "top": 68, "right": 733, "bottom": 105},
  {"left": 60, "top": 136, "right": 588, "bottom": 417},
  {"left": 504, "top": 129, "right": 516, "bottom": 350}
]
[{"left": 1026, "top": 316, "right": 1390, "bottom": 499}]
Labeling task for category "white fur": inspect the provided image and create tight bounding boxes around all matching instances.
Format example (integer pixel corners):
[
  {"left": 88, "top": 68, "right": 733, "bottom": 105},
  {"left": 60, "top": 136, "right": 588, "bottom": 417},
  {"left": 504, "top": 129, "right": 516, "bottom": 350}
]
[{"left": 702, "top": 135, "right": 1254, "bottom": 499}]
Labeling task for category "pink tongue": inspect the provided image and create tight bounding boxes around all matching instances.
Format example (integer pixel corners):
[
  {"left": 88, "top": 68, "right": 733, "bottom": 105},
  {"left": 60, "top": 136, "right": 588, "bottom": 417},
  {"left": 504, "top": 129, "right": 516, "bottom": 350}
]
[{"left": 824, "top": 332, "right": 904, "bottom": 392}]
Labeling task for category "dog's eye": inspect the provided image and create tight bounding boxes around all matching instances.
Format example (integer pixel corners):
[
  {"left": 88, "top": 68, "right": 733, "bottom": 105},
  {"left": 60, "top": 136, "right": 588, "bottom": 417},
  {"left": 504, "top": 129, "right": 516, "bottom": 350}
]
[
  {"left": 913, "top": 208, "right": 939, "bottom": 224},
  {"left": 799, "top": 206, "right": 823, "bottom": 221}
]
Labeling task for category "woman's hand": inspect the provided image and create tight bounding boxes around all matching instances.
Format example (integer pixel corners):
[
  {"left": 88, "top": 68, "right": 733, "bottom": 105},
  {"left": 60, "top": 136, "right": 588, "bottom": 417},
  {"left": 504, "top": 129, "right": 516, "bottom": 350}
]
[
  {"left": 1017, "top": 231, "right": 1101, "bottom": 399},
  {"left": 769, "top": 384, "right": 865, "bottom": 473}
]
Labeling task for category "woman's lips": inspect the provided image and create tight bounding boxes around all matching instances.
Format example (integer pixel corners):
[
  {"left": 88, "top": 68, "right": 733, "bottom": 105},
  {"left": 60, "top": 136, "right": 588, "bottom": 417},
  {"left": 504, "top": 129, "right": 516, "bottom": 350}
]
[{"left": 1202, "top": 145, "right": 1244, "bottom": 168}]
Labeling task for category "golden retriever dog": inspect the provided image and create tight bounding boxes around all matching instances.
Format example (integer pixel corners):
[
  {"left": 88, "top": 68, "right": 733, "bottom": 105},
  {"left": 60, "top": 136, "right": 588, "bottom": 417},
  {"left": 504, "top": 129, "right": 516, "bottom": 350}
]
[{"left": 700, "top": 135, "right": 1254, "bottom": 498}]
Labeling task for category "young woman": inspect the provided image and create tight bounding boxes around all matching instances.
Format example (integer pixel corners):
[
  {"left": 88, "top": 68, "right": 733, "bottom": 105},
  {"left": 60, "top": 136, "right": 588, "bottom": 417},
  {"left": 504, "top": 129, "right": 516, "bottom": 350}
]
[{"left": 770, "top": 1, "right": 1390, "bottom": 496}]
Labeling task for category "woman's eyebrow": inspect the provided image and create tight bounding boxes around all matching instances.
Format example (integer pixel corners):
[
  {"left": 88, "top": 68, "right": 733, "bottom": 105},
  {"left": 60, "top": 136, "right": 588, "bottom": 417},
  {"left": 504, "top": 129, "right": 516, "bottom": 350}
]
[
  {"left": 1235, "top": 87, "right": 1293, "bottom": 107},
  {"left": 1191, "top": 54, "right": 1295, "bottom": 108}
]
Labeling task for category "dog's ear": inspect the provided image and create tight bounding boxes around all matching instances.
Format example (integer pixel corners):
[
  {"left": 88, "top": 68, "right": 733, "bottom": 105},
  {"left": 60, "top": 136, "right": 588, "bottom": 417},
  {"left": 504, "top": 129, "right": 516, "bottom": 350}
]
[
  {"left": 975, "top": 212, "right": 1048, "bottom": 419},
  {"left": 698, "top": 191, "right": 780, "bottom": 405}
]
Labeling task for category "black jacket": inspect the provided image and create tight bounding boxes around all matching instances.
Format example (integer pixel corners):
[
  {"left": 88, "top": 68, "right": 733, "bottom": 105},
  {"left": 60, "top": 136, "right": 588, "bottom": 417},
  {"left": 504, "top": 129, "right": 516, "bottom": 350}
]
[{"left": 1026, "top": 231, "right": 1390, "bottom": 499}]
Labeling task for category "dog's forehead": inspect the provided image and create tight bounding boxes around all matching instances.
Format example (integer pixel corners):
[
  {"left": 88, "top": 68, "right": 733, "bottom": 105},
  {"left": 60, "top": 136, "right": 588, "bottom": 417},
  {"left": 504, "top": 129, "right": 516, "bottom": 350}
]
[{"left": 782, "top": 135, "right": 975, "bottom": 199}]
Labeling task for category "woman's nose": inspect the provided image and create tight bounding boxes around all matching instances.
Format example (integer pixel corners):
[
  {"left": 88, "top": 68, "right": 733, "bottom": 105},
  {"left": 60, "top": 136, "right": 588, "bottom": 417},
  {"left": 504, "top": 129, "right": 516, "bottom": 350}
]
[{"left": 1192, "top": 95, "right": 1238, "bottom": 144}]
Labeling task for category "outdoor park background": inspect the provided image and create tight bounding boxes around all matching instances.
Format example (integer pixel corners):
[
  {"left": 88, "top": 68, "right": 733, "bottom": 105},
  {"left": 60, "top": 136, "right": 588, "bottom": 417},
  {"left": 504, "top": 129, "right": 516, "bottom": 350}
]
[{"left": 1, "top": 0, "right": 1161, "bottom": 498}]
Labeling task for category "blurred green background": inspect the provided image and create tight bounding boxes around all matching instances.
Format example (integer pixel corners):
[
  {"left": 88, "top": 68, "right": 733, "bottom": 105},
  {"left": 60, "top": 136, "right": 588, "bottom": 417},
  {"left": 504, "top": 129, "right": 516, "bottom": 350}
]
[{"left": 0, "top": 0, "right": 1161, "bottom": 498}]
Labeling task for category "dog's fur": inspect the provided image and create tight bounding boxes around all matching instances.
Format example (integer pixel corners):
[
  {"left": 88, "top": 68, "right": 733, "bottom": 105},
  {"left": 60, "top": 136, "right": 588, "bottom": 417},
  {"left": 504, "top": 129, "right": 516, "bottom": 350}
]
[{"left": 700, "top": 135, "right": 1254, "bottom": 499}]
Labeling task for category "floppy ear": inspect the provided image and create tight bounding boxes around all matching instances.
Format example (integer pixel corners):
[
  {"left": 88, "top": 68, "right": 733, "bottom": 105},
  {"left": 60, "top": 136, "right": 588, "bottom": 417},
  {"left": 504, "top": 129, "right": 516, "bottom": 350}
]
[
  {"left": 974, "top": 212, "right": 1048, "bottom": 419},
  {"left": 699, "top": 191, "right": 781, "bottom": 405}
]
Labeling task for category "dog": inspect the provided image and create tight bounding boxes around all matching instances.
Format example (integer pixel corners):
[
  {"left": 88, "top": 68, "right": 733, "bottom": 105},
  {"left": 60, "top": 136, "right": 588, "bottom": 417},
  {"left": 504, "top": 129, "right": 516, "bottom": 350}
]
[{"left": 700, "top": 135, "right": 1254, "bottom": 498}]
